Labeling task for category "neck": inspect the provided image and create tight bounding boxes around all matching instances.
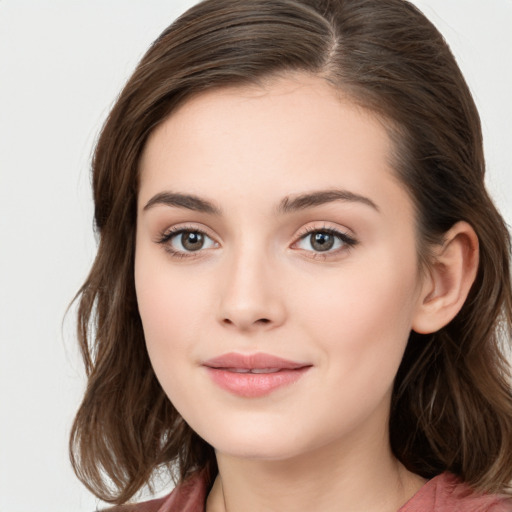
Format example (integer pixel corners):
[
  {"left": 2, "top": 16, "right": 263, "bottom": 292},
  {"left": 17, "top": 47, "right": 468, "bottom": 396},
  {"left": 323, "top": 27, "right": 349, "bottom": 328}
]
[{"left": 206, "top": 428, "right": 425, "bottom": 512}]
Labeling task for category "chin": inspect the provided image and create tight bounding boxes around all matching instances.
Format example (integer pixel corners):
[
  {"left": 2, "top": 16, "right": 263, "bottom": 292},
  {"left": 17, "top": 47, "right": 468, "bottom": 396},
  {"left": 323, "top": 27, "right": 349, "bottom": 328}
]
[
  {"left": 191, "top": 416, "right": 298, "bottom": 459},
  {"left": 198, "top": 421, "right": 322, "bottom": 463}
]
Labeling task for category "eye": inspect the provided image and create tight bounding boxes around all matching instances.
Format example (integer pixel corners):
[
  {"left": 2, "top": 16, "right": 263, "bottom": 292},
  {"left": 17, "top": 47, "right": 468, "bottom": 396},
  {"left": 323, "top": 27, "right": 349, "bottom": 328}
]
[
  {"left": 159, "top": 228, "right": 218, "bottom": 255},
  {"left": 294, "top": 228, "right": 357, "bottom": 254}
]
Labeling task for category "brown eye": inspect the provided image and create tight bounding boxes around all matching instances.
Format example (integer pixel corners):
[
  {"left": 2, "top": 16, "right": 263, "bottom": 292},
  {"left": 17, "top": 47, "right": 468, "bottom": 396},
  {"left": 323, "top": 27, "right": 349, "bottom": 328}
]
[
  {"left": 294, "top": 228, "right": 357, "bottom": 255},
  {"left": 181, "top": 231, "right": 204, "bottom": 251},
  {"left": 310, "top": 232, "right": 335, "bottom": 252},
  {"left": 161, "top": 229, "right": 217, "bottom": 255}
]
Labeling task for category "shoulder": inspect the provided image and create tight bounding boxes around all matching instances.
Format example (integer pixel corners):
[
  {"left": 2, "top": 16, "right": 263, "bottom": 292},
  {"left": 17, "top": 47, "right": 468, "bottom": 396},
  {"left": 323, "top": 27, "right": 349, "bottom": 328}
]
[
  {"left": 100, "top": 471, "right": 208, "bottom": 512},
  {"left": 100, "top": 495, "right": 169, "bottom": 512},
  {"left": 400, "top": 473, "right": 512, "bottom": 512}
]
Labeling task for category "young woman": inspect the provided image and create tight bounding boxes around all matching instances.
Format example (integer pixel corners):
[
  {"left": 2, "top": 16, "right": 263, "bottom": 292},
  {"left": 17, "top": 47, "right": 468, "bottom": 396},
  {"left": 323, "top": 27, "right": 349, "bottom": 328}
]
[{"left": 70, "top": 0, "right": 512, "bottom": 510}]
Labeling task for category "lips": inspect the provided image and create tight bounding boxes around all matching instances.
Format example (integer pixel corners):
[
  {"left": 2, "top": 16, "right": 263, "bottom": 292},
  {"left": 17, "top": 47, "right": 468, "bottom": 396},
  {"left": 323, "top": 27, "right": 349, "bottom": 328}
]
[{"left": 203, "top": 352, "right": 311, "bottom": 397}]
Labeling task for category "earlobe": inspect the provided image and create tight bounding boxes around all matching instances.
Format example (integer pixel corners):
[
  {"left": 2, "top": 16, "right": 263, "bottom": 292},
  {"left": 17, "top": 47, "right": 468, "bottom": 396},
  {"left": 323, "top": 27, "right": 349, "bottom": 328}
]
[{"left": 412, "top": 221, "right": 479, "bottom": 334}]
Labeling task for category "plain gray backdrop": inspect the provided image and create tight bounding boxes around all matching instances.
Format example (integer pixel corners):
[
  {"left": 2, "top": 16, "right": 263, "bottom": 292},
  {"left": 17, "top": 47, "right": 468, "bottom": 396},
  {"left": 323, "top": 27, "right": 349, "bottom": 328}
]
[{"left": 1, "top": 1, "right": 511, "bottom": 511}]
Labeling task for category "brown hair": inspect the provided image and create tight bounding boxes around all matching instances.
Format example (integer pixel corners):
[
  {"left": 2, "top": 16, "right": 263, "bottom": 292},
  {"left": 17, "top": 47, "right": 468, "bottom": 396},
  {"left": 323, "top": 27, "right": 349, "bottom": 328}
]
[{"left": 70, "top": 0, "right": 512, "bottom": 504}]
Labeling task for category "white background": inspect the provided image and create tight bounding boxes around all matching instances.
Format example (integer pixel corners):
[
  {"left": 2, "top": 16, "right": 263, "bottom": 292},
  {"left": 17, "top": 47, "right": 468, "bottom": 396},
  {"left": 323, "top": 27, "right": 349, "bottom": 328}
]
[{"left": 0, "top": 1, "right": 511, "bottom": 511}]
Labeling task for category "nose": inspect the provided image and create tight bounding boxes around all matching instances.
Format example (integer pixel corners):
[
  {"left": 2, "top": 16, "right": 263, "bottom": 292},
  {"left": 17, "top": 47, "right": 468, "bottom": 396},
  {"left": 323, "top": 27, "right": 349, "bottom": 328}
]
[{"left": 217, "top": 247, "right": 286, "bottom": 332}]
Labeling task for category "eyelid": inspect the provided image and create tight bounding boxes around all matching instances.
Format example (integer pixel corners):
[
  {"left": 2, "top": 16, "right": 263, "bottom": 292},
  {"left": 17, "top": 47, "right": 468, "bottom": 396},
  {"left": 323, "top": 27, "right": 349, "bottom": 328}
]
[
  {"left": 153, "top": 221, "right": 357, "bottom": 260},
  {"left": 291, "top": 223, "right": 358, "bottom": 257},
  {"left": 156, "top": 222, "right": 216, "bottom": 242},
  {"left": 156, "top": 223, "right": 220, "bottom": 258}
]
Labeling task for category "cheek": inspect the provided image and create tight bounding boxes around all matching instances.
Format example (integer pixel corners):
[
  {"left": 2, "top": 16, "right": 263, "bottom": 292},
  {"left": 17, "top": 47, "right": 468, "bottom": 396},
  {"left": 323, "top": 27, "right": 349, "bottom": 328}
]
[
  {"left": 135, "top": 271, "right": 203, "bottom": 418},
  {"left": 135, "top": 245, "right": 199, "bottom": 373},
  {"left": 293, "top": 249, "right": 420, "bottom": 378}
]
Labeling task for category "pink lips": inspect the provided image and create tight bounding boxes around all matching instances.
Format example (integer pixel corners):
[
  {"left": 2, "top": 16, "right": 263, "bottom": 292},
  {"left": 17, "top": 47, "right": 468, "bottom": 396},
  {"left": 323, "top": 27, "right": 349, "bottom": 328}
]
[{"left": 203, "top": 353, "right": 311, "bottom": 398}]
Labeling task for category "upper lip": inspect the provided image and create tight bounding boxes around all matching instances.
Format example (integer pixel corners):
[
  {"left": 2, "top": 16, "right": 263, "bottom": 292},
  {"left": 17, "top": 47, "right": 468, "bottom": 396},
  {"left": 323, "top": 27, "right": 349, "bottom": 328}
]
[{"left": 203, "top": 352, "right": 309, "bottom": 370}]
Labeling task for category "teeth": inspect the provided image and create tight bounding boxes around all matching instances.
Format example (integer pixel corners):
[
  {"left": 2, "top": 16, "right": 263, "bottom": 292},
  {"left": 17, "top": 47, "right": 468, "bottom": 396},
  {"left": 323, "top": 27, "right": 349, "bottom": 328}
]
[{"left": 225, "top": 368, "right": 281, "bottom": 374}]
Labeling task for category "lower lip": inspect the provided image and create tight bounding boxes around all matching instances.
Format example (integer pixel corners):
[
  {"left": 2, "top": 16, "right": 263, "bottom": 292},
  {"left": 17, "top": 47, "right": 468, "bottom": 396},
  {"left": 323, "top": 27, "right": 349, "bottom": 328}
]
[{"left": 205, "top": 367, "right": 310, "bottom": 398}]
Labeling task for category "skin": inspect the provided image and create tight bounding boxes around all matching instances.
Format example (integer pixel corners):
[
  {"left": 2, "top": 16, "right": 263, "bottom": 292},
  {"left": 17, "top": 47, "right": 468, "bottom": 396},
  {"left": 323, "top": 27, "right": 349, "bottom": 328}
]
[{"left": 134, "top": 74, "right": 476, "bottom": 511}]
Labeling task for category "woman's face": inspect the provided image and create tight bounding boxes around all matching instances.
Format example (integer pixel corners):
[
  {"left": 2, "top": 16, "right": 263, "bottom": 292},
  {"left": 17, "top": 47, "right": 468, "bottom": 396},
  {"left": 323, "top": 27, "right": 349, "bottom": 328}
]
[{"left": 135, "top": 74, "right": 428, "bottom": 461}]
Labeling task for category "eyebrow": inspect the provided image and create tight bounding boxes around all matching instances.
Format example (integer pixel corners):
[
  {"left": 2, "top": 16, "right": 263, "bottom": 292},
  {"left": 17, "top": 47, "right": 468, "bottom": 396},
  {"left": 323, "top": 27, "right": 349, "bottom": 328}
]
[
  {"left": 278, "top": 189, "right": 379, "bottom": 213},
  {"left": 143, "top": 192, "right": 221, "bottom": 214},
  {"left": 142, "top": 188, "right": 379, "bottom": 215}
]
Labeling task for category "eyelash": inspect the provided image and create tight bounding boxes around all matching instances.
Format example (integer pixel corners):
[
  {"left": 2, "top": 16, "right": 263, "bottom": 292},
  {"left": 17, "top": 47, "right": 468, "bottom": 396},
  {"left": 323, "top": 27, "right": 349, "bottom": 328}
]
[
  {"left": 157, "top": 225, "right": 217, "bottom": 259},
  {"left": 156, "top": 225, "right": 358, "bottom": 260},
  {"left": 293, "top": 226, "right": 358, "bottom": 260}
]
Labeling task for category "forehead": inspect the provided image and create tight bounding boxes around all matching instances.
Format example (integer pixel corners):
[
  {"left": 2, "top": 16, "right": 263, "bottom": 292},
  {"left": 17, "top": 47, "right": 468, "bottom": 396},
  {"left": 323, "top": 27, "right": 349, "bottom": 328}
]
[{"left": 138, "top": 73, "right": 408, "bottom": 219}]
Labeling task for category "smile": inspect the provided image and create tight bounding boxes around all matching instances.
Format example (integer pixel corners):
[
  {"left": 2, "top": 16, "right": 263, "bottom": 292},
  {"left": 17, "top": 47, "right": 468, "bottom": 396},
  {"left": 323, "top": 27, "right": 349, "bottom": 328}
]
[{"left": 203, "top": 353, "right": 312, "bottom": 398}]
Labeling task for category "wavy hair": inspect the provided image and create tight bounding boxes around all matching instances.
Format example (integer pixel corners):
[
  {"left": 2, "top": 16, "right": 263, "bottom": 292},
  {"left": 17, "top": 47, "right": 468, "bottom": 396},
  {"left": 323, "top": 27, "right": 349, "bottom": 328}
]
[{"left": 70, "top": 0, "right": 512, "bottom": 504}]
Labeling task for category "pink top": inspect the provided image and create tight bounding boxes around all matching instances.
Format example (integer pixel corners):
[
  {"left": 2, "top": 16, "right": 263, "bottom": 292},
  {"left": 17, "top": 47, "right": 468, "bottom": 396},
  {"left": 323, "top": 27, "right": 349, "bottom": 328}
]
[{"left": 109, "top": 472, "right": 511, "bottom": 511}]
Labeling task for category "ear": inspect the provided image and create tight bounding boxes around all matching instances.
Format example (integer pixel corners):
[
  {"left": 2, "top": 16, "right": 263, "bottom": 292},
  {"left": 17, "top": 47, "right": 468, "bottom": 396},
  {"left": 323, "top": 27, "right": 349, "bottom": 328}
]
[{"left": 412, "top": 221, "right": 479, "bottom": 334}]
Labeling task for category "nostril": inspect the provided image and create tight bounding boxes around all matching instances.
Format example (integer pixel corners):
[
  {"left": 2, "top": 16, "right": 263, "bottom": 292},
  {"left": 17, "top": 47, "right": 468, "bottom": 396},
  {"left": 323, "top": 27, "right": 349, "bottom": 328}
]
[{"left": 221, "top": 317, "right": 271, "bottom": 327}]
